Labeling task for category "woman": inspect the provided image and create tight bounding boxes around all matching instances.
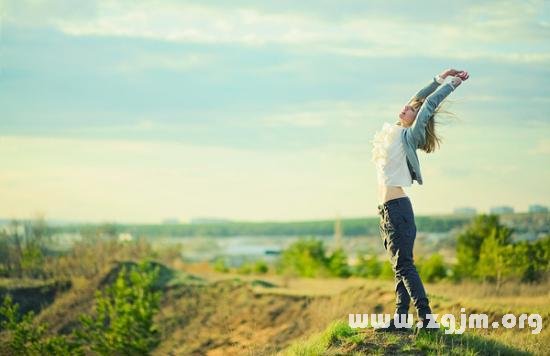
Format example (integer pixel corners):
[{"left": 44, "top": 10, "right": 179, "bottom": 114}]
[{"left": 371, "top": 68, "right": 469, "bottom": 333}]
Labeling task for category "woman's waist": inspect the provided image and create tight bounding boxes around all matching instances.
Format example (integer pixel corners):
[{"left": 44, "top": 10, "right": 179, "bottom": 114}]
[{"left": 378, "top": 185, "right": 408, "bottom": 204}]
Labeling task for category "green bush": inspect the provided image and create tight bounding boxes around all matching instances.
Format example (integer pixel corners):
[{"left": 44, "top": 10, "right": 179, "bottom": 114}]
[
  {"left": 419, "top": 253, "right": 448, "bottom": 283},
  {"left": 237, "top": 259, "right": 269, "bottom": 275},
  {"left": 380, "top": 261, "right": 395, "bottom": 280},
  {"left": 353, "top": 254, "right": 382, "bottom": 278},
  {"left": 212, "top": 257, "right": 230, "bottom": 273},
  {"left": 76, "top": 261, "right": 162, "bottom": 354},
  {"left": 253, "top": 259, "right": 269, "bottom": 274},
  {"left": 276, "top": 238, "right": 331, "bottom": 278},
  {"left": 237, "top": 262, "right": 252, "bottom": 274},
  {"left": 0, "top": 295, "right": 81, "bottom": 355},
  {"left": 327, "top": 248, "right": 351, "bottom": 278},
  {"left": 0, "top": 261, "right": 165, "bottom": 355},
  {"left": 276, "top": 238, "right": 352, "bottom": 278}
]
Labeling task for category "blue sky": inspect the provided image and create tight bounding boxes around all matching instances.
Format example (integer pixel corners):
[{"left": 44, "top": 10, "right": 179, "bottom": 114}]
[{"left": 1, "top": 0, "right": 549, "bottom": 223}]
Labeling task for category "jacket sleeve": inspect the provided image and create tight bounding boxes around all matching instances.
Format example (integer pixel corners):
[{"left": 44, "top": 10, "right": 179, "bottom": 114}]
[
  {"left": 407, "top": 82, "right": 456, "bottom": 147},
  {"left": 408, "top": 76, "right": 441, "bottom": 102}
]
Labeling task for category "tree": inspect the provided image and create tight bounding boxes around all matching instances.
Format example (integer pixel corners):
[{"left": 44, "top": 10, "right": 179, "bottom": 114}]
[
  {"left": 510, "top": 236, "right": 550, "bottom": 283},
  {"left": 76, "top": 261, "right": 162, "bottom": 354},
  {"left": 455, "top": 214, "right": 512, "bottom": 279},
  {"left": 477, "top": 233, "right": 514, "bottom": 290}
]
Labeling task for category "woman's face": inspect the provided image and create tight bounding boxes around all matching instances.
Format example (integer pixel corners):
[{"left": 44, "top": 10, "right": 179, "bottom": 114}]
[{"left": 399, "top": 104, "right": 418, "bottom": 127}]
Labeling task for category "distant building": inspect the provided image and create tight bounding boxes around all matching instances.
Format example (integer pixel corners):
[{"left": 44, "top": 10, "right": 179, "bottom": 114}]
[
  {"left": 490, "top": 206, "right": 514, "bottom": 215},
  {"left": 453, "top": 207, "right": 477, "bottom": 216},
  {"left": 528, "top": 205, "right": 549, "bottom": 213}
]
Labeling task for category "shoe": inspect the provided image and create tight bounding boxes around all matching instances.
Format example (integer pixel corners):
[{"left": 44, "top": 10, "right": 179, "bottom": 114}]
[{"left": 374, "top": 318, "right": 412, "bottom": 333}]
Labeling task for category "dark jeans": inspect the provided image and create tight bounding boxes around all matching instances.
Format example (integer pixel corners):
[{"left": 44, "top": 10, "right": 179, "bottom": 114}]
[{"left": 377, "top": 196, "right": 432, "bottom": 321}]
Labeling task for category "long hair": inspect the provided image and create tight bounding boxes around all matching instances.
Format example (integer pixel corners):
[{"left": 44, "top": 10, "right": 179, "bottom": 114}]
[{"left": 402, "top": 98, "right": 455, "bottom": 153}]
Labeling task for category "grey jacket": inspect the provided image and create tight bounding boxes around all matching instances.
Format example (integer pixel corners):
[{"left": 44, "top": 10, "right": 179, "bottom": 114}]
[{"left": 401, "top": 77, "right": 457, "bottom": 185}]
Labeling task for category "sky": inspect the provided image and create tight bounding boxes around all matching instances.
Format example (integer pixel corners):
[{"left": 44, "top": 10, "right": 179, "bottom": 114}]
[{"left": 1, "top": 0, "right": 549, "bottom": 223}]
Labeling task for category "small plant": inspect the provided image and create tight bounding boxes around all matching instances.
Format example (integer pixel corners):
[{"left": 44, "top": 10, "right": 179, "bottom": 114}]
[
  {"left": 282, "top": 319, "right": 359, "bottom": 355},
  {"left": 419, "top": 253, "right": 448, "bottom": 283},
  {"left": 76, "top": 261, "right": 162, "bottom": 354},
  {"left": 237, "top": 259, "right": 269, "bottom": 275},
  {"left": 212, "top": 257, "right": 230, "bottom": 273},
  {"left": 327, "top": 248, "right": 351, "bottom": 277},
  {"left": 353, "top": 254, "right": 382, "bottom": 278},
  {"left": 379, "top": 261, "right": 395, "bottom": 280},
  {"left": 0, "top": 295, "right": 81, "bottom": 355},
  {"left": 253, "top": 259, "right": 269, "bottom": 274}
]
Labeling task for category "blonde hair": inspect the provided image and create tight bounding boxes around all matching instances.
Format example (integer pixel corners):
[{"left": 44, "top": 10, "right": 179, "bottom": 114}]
[{"left": 400, "top": 98, "right": 455, "bottom": 154}]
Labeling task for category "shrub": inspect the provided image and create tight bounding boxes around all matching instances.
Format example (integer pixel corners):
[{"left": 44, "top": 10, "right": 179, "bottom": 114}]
[
  {"left": 212, "top": 257, "right": 230, "bottom": 273},
  {"left": 327, "top": 248, "right": 351, "bottom": 278},
  {"left": 419, "top": 253, "right": 448, "bottom": 283},
  {"left": 237, "top": 259, "right": 269, "bottom": 275},
  {"left": 253, "top": 259, "right": 269, "bottom": 274},
  {"left": 276, "top": 238, "right": 331, "bottom": 278},
  {"left": 0, "top": 295, "right": 81, "bottom": 355},
  {"left": 353, "top": 254, "right": 382, "bottom": 278},
  {"left": 76, "top": 261, "right": 162, "bottom": 354},
  {"left": 380, "top": 261, "right": 395, "bottom": 280}
]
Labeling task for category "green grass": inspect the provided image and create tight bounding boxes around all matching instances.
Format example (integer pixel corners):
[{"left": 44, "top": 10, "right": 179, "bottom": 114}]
[
  {"left": 280, "top": 320, "right": 533, "bottom": 356},
  {"left": 279, "top": 319, "right": 361, "bottom": 356}
]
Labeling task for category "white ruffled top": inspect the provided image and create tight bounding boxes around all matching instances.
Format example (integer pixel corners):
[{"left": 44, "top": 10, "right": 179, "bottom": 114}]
[{"left": 371, "top": 122, "right": 412, "bottom": 187}]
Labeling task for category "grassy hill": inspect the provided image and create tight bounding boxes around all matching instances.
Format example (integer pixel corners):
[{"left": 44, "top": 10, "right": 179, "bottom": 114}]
[
  {"left": 279, "top": 319, "right": 529, "bottom": 355},
  {"left": 2, "top": 262, "right": 548, "bottom": 355}
]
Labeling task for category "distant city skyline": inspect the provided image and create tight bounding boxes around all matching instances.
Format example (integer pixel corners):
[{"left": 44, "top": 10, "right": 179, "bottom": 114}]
[
  {"left": 1, "top": 1, "right": 549, "bottom": 223},
  {"left": 2, "top": 201, "right": 547, "bottom": 225}
]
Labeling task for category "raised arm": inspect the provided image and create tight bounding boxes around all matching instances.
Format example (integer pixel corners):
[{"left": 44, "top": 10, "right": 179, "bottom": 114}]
[
  {"left": 408, "top": 69, "right": 466, "bottom": 102},
  {"left": 407, "top": 77, "right": 462, "bottom": 146},
  {"left": 408, "top": 76, "right": 443, "bottom": 102}
]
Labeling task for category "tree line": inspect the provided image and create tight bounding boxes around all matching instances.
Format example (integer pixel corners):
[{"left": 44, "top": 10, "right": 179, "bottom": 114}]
[
  {"left": 216, "top": 214, "right": 550, "bottom": 289},
  {"left": 47, "top": 215, "right": 472, "bottom": 238}
]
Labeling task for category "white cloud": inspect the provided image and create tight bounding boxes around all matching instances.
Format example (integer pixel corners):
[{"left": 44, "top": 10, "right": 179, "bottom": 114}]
[{"left": 5, "top": 0, "right": 549, "bottom": 63}]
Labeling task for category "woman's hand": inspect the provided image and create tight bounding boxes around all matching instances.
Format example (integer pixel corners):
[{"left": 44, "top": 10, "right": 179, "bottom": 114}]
[
  {"left": 439, "top": 68, "right": 468, "bottom": 79},
  {"left": 455, "top": 70, "right": 469, "bottom": 81}
]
